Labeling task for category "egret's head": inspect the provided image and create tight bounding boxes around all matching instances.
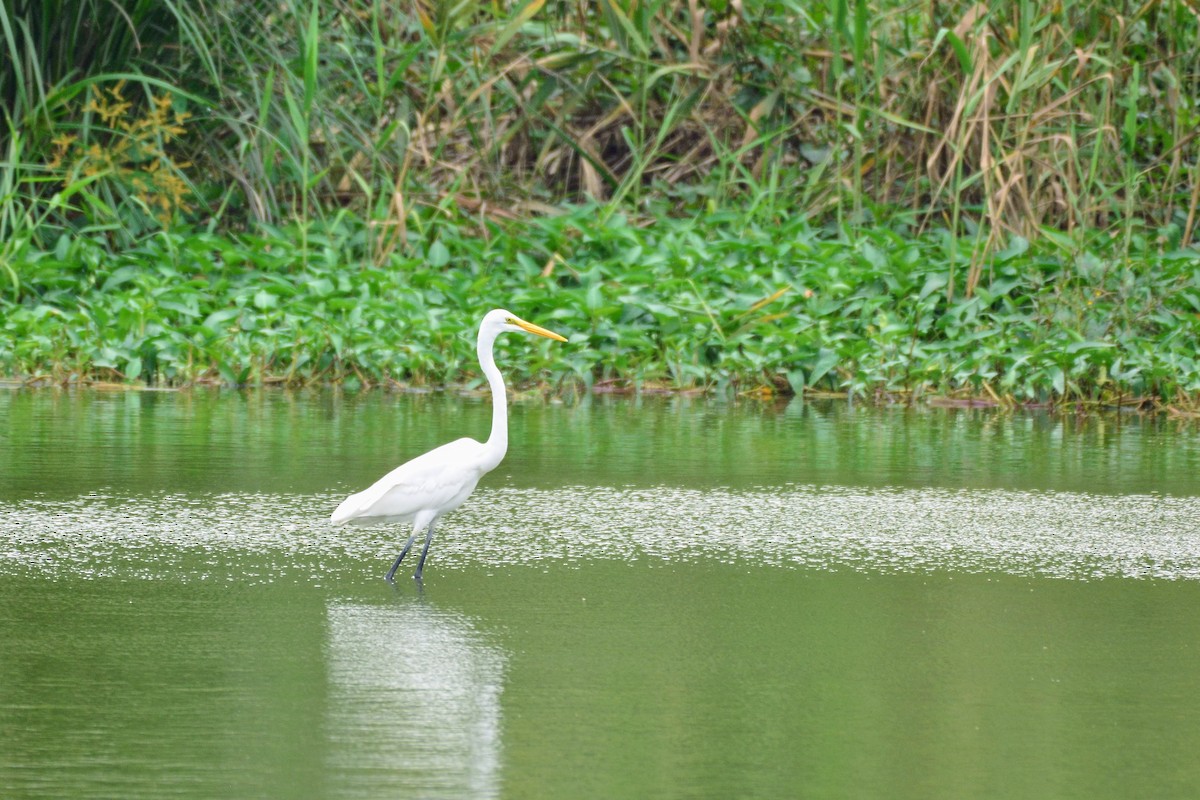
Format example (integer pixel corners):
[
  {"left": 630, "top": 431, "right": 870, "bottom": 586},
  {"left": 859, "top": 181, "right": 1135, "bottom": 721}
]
[{"left": 483, "top": 308, "right": 568, "bottom": 342}]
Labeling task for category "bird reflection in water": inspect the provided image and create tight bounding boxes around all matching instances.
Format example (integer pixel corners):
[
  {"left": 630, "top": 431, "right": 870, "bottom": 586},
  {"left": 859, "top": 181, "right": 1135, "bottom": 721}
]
[{"left": 324, "top": 600, "right": 506, "bottom": 799}]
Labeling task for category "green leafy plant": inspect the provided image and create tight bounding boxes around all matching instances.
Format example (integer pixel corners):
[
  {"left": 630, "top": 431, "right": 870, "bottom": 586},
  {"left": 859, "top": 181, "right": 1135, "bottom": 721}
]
[{"left": 2, "top": 207, "right": 1198, "bottom": 412}]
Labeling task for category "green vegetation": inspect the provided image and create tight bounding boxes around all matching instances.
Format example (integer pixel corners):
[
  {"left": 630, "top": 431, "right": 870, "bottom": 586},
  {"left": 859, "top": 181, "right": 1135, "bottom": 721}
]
[
  {"left": 1, "top": 0, "right": 1199, "bottom": 408},
  {"left": 3, "top": 208, "right": 1198, "bottom": 409}
]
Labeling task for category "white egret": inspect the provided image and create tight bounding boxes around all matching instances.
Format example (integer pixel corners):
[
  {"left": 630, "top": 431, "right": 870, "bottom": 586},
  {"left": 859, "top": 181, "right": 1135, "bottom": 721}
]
[{"left": 330, "top": 309, "right": 568, "bottom": 581}]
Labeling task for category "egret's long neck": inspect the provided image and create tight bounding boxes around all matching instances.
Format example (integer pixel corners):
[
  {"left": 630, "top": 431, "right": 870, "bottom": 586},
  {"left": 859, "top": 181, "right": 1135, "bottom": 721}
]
[{"left": 479, "top": 328, "right": 508, "bottom": 470}]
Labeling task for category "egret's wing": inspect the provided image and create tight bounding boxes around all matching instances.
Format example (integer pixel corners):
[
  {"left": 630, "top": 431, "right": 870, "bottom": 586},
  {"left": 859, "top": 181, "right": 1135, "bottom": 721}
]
[{"left": 330, "top": 438, "right": 485, "bottom": 525}]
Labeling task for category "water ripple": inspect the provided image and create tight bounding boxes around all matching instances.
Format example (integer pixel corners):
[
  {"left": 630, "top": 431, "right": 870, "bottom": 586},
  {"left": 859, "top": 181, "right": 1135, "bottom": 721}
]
[{"left": 1, "top": 485, "right": 1197, "bottom": 581}]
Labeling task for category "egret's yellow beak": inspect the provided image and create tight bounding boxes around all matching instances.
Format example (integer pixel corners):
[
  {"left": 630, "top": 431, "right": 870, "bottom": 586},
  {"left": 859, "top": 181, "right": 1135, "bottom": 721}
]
[{"left": 513, "top": 317, "right": 568, "bottom": 342}]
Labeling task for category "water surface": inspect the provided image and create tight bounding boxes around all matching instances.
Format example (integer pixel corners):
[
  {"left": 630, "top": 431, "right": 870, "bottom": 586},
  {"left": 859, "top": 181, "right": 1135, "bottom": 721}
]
[{"left": 1, "top": 390, "right": 1199, "bottom": 798}]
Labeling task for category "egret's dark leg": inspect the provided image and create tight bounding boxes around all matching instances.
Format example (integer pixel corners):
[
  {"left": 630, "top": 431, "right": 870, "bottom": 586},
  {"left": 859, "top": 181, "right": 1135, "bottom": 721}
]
[
  {"left": 413, "top": 521, "right": 437, "bottom": 582},
  {"left": 386, "top": 531, "right": 418, "bottom": 582}
]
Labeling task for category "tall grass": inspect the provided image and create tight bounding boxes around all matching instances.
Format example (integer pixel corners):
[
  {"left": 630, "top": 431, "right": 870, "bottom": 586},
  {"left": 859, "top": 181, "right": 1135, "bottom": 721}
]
[
  {"left": 0, "top": 0, "right": 208, "bottom": 253},
  {"left": 2, "top": 0, "right": 1199, "bottom": 264}
]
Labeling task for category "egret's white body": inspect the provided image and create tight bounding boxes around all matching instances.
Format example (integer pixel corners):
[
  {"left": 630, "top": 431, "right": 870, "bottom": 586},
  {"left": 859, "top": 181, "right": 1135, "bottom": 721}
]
[{"left": 331, "top": 309, "right": 567, "bottom": 581}]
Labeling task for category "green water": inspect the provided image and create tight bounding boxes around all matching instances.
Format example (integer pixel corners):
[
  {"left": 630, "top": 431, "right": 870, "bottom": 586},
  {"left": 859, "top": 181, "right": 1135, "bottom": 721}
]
[{"left": 2, "top": 390, "right": 1199, "bottom": 798}]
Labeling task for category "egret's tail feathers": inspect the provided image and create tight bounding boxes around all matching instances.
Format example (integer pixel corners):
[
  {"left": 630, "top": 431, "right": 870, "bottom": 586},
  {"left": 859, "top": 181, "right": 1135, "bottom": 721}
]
[{"left": 330, "top": 493, "right": 361, "bottom": 525}]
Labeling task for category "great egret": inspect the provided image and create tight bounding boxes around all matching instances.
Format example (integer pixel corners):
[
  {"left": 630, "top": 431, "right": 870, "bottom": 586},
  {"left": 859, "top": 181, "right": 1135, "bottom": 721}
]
[{"left": 330, "top": 309, "right": 568, "bottom": 581}]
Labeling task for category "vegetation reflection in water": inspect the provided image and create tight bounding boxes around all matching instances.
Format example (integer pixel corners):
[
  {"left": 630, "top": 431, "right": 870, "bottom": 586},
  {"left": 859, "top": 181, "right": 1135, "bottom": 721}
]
[{"left": 3, "top": 389, "right": 1200, "bottom": 500}]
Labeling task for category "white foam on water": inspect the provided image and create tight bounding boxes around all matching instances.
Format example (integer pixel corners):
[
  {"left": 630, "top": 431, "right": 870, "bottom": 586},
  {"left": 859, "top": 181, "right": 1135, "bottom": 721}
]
[{"left": 1, "top": 485, "right": 1197, "bottom": 582}]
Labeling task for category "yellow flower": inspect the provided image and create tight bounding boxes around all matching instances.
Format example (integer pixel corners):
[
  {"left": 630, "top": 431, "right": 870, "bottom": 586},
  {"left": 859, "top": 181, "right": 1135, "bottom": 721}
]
[{"left": 52, "top": 81, "right": 195, "bottom": 226}]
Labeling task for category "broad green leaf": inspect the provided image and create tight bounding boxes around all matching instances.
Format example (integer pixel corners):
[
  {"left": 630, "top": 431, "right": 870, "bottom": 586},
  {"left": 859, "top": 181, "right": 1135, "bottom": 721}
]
[
  {"left": 427, "top": 240, "right": 450, "bottom": 268},
  {"left": 1049, "top": 366, "right": 1065, "bottom": 396},
  {"left": 808, "top": 349, "right": 839, "bottom": 387},
  {"left": 919, "top": 273, "right": 949, "bottom": 300},
  {"left": 1065, "top": 341, "right": 1116, "bottom": 354}
]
